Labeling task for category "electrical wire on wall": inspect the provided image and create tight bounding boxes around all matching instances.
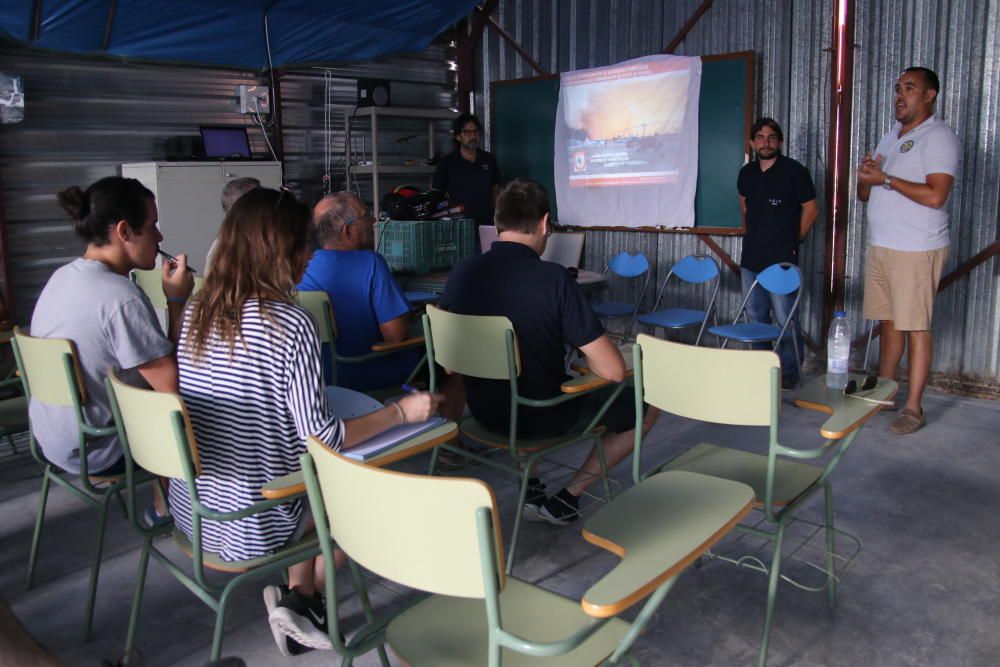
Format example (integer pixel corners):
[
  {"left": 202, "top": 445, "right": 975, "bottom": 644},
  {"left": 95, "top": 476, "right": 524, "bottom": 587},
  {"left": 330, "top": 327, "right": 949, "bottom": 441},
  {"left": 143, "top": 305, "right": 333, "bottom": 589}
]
[{"left": 323, "top": 70, "right": 333, "bottom": 195}]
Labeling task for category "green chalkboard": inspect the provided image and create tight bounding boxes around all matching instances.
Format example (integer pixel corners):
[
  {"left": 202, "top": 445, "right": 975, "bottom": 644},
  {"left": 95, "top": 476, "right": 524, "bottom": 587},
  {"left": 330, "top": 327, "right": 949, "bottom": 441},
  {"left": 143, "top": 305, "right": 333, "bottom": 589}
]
[{"left": 490, "top": 51, "right": 753, "bottom": 231}]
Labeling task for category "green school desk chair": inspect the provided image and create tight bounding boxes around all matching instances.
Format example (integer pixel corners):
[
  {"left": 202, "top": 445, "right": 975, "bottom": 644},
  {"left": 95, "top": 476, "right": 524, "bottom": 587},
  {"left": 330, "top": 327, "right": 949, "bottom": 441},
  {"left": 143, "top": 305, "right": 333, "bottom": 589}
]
[
  {"left": 629, "top": 334, "right": 884, "bottom": 667},
  {"left": 105, "top": 369, "right": 326, "bottom": 663},
  {"left": 130, "top": 268, "right": 204, "bottom": 310},
  {"left": 11, "top": 328, "right": 146, "bottom": 640},
  {"left": 301, "top": 437, "right": 753, "bottom": 666},
  {"left": 422, "top": 304, "right": 627, "bottom": 574},
  {"left": 295, "top": 290, "right": 425, "bottom": 396}
]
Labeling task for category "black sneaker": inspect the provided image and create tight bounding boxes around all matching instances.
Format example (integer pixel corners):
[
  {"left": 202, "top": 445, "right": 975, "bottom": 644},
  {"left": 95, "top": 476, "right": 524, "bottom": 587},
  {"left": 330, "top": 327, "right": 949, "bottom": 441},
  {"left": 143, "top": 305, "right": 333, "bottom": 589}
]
[
  {"left": 538, "top": 489, "right": 581, "bottom": 526},
  {"left": 781, "top": 375, "right": 798, "bottom": 391},
  {"left": 266, "top": 586, "right": 332, "bottom": 651},
  {"left": 521, "top": 478, "right": 547, "bottom": 522}
]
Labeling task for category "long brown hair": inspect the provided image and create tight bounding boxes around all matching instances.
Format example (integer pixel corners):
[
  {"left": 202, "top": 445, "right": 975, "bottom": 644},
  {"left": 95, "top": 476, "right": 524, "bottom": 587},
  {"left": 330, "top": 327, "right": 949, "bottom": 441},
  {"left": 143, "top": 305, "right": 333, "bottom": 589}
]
[{"left": 183, "top": 187, "right": 311, "bottom": 361}]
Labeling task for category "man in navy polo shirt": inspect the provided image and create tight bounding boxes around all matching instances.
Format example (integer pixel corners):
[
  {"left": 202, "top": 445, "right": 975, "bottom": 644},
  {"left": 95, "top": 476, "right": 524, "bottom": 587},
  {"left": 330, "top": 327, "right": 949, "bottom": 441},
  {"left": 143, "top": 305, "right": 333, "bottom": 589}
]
[
  {"left": 439, "top": 178, "right": 659, "bottom": 525},
  {"left": 433, "top": 113, "right": 501, "bottom": 235},
  {"left": 737, "top": 117, "right": 819, "bottom": 389}
]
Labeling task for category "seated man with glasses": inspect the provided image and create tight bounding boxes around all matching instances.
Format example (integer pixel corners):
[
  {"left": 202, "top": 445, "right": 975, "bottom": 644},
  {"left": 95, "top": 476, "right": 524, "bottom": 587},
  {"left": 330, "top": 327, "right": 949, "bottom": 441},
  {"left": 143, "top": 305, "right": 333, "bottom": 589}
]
[
  {"left": 439, "top": 178, "right": 660, "bottom": 525},
  {"left": 296, "top": 192, "right": 419, "bottom": 391},
  {"left": 432, "top": 113, "right": 502, "bottom": 235}
]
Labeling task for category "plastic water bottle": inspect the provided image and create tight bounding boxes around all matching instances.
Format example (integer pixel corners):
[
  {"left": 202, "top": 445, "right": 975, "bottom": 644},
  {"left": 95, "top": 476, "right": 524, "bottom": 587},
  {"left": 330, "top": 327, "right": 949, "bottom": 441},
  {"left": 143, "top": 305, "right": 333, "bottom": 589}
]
[{"left": 826, "top": 311, "right": 850, "bottom": 389}]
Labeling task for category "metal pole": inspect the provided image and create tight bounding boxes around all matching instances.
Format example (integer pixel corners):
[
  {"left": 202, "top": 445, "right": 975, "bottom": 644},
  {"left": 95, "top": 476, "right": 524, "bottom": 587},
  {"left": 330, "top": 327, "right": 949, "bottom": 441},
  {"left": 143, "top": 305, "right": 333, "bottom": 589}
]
[{"left": 822, "top": 0, "right": 856, "bottom": 336}]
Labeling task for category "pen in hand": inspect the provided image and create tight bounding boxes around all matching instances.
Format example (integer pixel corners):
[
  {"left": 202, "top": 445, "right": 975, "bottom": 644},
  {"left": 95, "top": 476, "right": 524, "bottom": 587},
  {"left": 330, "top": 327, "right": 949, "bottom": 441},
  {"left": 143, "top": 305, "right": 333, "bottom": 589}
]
[{"left": 158, "top": 249, "right": 197, "bottom": 273}]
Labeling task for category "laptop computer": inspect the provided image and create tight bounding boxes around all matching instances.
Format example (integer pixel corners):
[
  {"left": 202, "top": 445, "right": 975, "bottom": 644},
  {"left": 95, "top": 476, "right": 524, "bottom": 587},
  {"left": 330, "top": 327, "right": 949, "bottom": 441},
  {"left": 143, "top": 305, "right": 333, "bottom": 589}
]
[{"left": 199, "top": 126, "right": 252, "bottom": 159}]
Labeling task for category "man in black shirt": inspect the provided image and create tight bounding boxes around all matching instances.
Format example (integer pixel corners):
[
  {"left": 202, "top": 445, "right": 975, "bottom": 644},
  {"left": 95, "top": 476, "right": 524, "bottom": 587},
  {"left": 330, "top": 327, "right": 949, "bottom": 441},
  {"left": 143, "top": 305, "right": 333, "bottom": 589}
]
[
  {"left": 737, "top": 117, "right": 819, "bottom": 388},
  {"left": 440, "top": 178, "right": 659, "bottom": 525},
  {"left": 432, "top": 113, "right": 501, "bottom": 235}
]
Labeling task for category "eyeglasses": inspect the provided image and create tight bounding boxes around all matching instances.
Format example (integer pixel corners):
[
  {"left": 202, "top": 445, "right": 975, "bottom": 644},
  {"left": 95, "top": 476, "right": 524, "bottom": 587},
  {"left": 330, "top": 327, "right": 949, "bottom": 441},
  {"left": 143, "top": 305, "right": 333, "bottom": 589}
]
[
  {"left": 273, "top": 185, "right": 293, "bottom": 212},
  {"left": 842, "top": 375, "right": 894, "bottom": 406},
  {"left": 459, "top": 128, "right": 480, "bottom": 135},
  {"left": 343, "top": 209, "right": 375, "bottom": 227}
]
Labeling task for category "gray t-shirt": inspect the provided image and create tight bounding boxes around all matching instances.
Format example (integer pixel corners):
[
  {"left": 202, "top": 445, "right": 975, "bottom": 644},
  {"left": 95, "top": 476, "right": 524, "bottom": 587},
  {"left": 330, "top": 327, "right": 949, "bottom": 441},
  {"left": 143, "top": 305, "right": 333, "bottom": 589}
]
[{"left": 28, "top": 258, "right": 173, "bottom": 474}]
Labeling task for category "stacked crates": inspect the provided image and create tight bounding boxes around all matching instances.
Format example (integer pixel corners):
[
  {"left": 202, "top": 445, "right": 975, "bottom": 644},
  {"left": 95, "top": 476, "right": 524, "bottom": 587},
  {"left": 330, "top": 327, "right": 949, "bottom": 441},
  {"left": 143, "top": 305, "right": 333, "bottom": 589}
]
[{"left": 375, "top": 218, "right": 476, "bottom": 274}]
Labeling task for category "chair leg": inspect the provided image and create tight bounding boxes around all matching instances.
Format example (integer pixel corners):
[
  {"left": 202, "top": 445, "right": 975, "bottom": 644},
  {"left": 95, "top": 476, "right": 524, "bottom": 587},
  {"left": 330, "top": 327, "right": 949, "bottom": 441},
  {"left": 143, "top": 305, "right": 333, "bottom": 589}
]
[
  {"left": 825, "top": 482, "right": 837, "bottom": 608},
  {"left": 124, "top": 539, "right": 152, "bottom": 656},
  {"left": 428, "top": 446, "right": 441, "bottom": 476},
  {"left": 594, "top": 435, "right": 612, "bottom": 502},
  {"left": 758, "top": 522, "right": 786, "bottom": 667},
  {"left": 211, "top": 585, "right": 235, "bottom": 661},
  {"left": 26, "top": 469, "right": 53, "bottom": 589},
  {"left": 505, "top": 466, "right": 534, "bottom": 575},
  {"left": 84, "top": 493, "right": 114, "bottom": 641}
]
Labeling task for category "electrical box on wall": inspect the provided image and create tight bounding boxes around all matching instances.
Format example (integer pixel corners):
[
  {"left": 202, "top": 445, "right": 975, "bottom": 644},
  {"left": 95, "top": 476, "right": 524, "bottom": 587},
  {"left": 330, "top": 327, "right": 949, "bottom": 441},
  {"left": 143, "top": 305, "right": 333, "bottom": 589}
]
[{"left": 237, "top": 85, "right": 270, "bottom": 114}]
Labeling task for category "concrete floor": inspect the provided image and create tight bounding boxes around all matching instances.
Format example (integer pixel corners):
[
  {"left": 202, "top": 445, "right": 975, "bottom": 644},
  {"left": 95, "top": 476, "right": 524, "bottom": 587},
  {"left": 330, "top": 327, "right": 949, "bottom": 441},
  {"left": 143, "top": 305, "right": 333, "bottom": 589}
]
[{"left": 2, "top": 383, "right": 999, "bottom": 667}]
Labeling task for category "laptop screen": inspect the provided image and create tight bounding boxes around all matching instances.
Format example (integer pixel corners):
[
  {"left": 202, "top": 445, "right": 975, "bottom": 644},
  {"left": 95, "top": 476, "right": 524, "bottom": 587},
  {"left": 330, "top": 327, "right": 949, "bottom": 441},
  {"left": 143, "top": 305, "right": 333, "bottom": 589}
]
[{"left": 200, "top": 126, "right": 251, "bottom": 159}]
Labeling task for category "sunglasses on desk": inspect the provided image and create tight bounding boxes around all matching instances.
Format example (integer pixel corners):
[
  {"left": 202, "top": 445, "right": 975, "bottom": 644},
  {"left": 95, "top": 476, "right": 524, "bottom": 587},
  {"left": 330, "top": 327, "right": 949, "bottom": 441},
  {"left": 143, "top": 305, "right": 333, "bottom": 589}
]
[{"left": 842, "top": 375, "right": 894, "bottom": 406}]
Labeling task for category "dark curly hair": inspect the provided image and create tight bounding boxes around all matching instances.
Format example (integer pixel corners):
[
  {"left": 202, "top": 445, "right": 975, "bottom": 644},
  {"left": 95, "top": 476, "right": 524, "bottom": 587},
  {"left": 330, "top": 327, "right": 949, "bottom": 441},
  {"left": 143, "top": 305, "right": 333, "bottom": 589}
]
[{"left": 57, "top": 177, "right": 154, "bottom": 246}]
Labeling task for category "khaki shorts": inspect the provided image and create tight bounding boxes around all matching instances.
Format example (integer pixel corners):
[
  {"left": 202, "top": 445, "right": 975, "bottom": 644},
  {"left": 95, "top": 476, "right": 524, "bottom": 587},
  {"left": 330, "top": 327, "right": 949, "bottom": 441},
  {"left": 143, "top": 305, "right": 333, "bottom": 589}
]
[{"left": 863, "top": 245, "right": 948, "bottom": 331}]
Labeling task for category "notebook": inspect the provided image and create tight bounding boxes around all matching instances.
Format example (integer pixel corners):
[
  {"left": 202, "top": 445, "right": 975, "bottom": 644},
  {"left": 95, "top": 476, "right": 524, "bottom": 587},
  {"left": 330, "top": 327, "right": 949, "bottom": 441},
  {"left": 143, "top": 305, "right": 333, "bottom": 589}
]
[{"left": 324, "top": 386, "right": 446, "bottom": 462}]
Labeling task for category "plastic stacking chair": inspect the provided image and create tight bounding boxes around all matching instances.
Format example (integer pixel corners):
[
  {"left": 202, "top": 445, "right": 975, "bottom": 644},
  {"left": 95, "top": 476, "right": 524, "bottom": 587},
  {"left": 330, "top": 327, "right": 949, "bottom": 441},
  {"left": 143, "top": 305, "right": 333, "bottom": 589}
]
[
  {"left": 708, "top": 262, "right": 803, "bottom": 386},
  {"left": 11, "top": 327, "right": 151, "bottom": 640},
  {"left": 105, "top": 369, "right": 326, "bottom": 663},
  {"left": 295, "top": 290, "right": 425, "bottom": 397},
  {"left": 422, "top": 304, "right": 627, "bottom": 574},
  {"left": 630, "top": 335, "right": 869, "bottom": 667},
  {"left": 301, "top": 435, "right": 752, "bottom": 666},
  {"left": 130, "top": 268, "right": 204, "bottom": 309},
  {"left": 591, "top": 251, "right": 651, "bottom": 343},
  {"left": 637, "top": 254, "right": 720, "bottom": 345}
]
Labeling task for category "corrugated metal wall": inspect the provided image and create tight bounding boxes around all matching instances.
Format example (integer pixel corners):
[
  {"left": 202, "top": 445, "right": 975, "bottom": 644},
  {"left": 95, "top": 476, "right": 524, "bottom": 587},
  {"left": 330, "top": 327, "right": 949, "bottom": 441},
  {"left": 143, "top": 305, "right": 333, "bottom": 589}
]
[
  {"left": 0, "top": 47, "right": 270, "bottom": 321},
  {"left": 0, "top": 44, "right": 454, "bottom": 324},
  {"left": 474, "top": 0, "right": 1000, "bottom": 385},
  {"left": 280, "top": 45, "right": 455, "bottom": 205}
]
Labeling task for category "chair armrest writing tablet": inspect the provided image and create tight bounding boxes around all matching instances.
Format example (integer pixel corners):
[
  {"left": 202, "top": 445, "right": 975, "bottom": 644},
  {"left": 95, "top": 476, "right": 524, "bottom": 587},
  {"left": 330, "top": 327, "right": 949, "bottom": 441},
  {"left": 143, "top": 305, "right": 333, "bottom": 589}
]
[
  {"left": 580, "top": 471, "right": 753, "bottom": 618},
  {"left": 261, "top": 471, "right": 306, "bottom": 500},
  {"left": 370, "top": 336, "right": 425, "bottom": 353}
]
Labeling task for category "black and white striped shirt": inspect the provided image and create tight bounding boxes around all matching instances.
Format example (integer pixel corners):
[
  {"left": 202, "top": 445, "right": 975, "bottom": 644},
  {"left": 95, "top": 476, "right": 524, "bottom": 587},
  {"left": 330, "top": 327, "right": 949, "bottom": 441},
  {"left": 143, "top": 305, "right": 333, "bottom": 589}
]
[{"left": 169, "top": 299, "right": 343, "bottom": 562}]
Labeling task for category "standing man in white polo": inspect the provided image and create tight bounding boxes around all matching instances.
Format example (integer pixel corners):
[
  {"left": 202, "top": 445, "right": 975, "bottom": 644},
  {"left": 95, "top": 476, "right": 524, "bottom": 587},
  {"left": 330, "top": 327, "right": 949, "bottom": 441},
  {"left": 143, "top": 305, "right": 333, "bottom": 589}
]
[{"left": 856, "top": 66, "right": 961, "bottom": 434}]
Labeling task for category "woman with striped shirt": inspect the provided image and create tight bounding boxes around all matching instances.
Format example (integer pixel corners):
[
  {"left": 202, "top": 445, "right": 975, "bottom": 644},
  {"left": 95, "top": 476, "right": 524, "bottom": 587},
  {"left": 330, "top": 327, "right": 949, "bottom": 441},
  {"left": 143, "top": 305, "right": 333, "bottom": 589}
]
[{"left": 169, "top": 187, "right": 439, "bottom": 654}]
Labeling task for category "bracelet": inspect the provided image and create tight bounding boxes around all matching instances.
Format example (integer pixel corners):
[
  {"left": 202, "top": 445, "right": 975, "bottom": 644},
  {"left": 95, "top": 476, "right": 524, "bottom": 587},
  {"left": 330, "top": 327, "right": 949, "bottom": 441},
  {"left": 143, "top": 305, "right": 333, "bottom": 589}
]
[
  {"left": 166, "top": 296, "right": 187, "bottom": 304},
  {"left": 392, "top": 401, "right": 405, "bottom": 424}
]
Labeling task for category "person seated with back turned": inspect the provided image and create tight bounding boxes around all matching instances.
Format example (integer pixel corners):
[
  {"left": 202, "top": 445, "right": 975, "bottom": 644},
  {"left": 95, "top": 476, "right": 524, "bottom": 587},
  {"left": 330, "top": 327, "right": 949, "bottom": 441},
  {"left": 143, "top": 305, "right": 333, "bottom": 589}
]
[
  {"left": 205, "top": 176, "right": 260, "bottom": 272},
  {"left": 172, "top": 187, "right": 440, "bottom": 655},
  {"left": 296, "top": 191, "right": 421, "bottom": 390},
  {"left": 439, "top": 178, "right": 660, "bottom": 525},
  {"left": 30, "top": 176, "right": 193, "bottom": 479}
]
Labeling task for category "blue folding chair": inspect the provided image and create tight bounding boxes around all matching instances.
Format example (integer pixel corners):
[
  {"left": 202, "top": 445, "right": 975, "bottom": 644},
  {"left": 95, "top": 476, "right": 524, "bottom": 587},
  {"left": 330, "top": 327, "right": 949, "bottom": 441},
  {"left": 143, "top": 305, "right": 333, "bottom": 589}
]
[
  {"left": 708, "top": 262, "right": 803, "bottom": 386},
  {"left": 591, "top": 251, "right": 650, "bottom": 343},
  {"left": 638, "top": 254, "right": 719, "bottom": 345}
]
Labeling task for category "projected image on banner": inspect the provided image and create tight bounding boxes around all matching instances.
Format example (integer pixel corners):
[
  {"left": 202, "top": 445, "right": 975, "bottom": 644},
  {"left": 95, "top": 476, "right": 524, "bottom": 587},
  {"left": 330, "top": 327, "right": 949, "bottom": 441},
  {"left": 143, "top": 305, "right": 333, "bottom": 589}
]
[{"left": 554, "top": 55, "right": 701, "bottom": 228}]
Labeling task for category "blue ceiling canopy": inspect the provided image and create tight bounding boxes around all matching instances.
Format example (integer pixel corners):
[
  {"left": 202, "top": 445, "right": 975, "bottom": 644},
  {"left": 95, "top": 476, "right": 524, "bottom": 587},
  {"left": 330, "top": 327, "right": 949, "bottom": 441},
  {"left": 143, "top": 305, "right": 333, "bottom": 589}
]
[{"left": 0, "top": 0, "right": 479, "bottom": 69}]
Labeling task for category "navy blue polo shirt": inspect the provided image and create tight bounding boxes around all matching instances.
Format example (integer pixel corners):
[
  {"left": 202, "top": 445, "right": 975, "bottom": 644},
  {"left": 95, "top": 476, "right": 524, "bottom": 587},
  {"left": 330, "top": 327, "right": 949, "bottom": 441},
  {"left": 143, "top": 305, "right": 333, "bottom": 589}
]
[
  {"left": 432, "top": 148, "right": 501, "bottom": 227},
  {"left": 439, "top": 241, "right": 604, "bottom": 437},
  {"left": 737, "top": 154, "right": 816, "bottom": 272}
]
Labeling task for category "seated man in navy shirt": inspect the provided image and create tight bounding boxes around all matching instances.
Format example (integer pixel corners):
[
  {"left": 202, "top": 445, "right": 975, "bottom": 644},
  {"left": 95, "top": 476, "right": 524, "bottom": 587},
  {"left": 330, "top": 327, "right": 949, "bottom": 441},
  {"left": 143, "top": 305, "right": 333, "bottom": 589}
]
[
  {"left": 439, "top": 178, "right": 660, "bottom": 524},
  {"left": 297, "top": 192, "right": 420, "bottom": 391}
]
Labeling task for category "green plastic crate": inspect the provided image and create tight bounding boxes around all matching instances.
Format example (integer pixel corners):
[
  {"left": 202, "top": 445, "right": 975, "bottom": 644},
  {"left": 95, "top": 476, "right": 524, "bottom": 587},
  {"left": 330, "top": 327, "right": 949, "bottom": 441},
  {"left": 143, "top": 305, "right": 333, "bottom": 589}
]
[{"left": 375, "top": 218, "right": 476, "bottom": 274}]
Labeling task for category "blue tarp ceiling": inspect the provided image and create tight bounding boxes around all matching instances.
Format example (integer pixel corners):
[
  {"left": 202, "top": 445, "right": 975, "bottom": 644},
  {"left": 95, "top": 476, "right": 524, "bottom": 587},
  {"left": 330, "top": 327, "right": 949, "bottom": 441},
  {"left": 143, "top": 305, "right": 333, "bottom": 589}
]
[{"left": 0, "top": 1, "right": 478, "bottom": 69}]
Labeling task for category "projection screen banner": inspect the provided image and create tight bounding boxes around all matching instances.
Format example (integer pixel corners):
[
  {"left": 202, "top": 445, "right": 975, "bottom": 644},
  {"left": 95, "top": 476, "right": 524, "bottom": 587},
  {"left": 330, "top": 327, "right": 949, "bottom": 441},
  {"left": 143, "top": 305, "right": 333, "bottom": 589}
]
[{"left": 553, "top": 54, "right": 702, "bottom": 229}]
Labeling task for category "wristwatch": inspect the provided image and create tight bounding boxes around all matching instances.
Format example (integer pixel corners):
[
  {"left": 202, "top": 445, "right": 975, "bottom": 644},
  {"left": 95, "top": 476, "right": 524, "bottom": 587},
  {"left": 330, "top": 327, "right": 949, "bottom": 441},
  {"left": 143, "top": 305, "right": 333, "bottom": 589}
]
[{"left": 883, "top": 175, "right": 893, "bottom": 190}]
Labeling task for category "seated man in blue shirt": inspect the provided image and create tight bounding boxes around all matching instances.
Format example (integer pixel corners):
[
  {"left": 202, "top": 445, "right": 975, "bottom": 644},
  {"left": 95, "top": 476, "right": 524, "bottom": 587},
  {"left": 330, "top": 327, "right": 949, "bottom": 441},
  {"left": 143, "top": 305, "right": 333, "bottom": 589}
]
[{"left": 297, "top": 192, "right": 420, "bottom": 391}]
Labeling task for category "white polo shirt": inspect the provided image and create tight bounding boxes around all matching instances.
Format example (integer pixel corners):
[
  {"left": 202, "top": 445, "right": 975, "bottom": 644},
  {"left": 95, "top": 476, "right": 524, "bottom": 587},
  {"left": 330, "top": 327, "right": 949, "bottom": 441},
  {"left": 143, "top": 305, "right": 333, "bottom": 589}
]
[{"left": 866, "top": 116, "right": 961, "bottom": 251}]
